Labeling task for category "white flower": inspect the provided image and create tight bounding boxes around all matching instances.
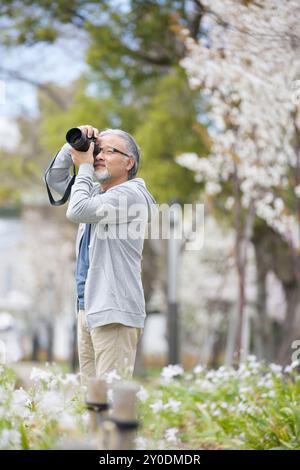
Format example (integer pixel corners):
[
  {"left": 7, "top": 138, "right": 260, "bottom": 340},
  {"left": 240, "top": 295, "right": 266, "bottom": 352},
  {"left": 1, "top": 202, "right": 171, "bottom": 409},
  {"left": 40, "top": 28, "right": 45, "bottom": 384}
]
[
  {"left": 273, "top": 198, "right": 284, "bottom": 214},
  {"left": 135, "top": 436, "right": 150, "bottom": 450},
  {"left": 161, "top": 364, "right": 184, "bottom": 381},
  {"left": 237, "top": 403, "right": 247, "bottom": 413},
  {"left": 270, "top": 363, "right": 282, "bottom": 374},
  {"left": 165, "top": 427, "right": 179, "bottom": 443},
  {"left": 30, "top": 367, "right": 54, "bottom": 384},
  {"left": 240, "top": 387, "right": 250, "bottom": 394},
  {"left": 196, "top": 379, "right": 214, "bottom": 391},
  {"left": 257, "top": 379, "right": 265, "bottom": 388},
  {"left": 206, "top": 181, "right": 222, "bottom": 195},
  {"left": 37, "top": 391, "right": 65, "bottom": 414},
  {"left": 247, "top": 355, "right": 258, "bottom": 363},
  {"left": 206, "top": 371, "right": 215, "bottom": 380},
  {"left": 103, "top": 370, "right": 121, "bottom": 384},
  {"left": 164, "top": 398, "right": 182, "bottom": 412},
  {"left": 193, "top": 364, "right": 204, "bottom": 374},
  {"left": 264, "top": 380, "right": 274, "bottom": 389},
  {"left": 12, "top": 388, "right": 30, "bottom": 405},
  {"left": 225, "top": 196, "right": 235, "bottom": 210},
  {"left": 137, "top": 386, "right": 149, "bottom": 402},
  {"left": 11, "top": 389, "right": 31, "bottom": 418},
  {"left": 60, "top": 374, "right": 80, "bottom": 387},
  {"left": 150, "top": 399, "right": 164, "bottom": 413},
  {"left": 0, "top": 429, "right": 21, "bottom": 449},
  {"left": 58, "top": 412, "right": 77, "bottom": 430},
  {"left": 220, "top": 402, "right": 229, "bottom": 409}
]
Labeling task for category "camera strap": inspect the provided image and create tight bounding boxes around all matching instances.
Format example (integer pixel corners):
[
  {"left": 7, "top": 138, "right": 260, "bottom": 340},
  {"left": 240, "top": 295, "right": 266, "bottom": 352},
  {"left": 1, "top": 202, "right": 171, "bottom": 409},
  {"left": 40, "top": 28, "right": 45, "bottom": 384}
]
[{"left": 44, "top": 151, "right": 77, "bottom": 206}]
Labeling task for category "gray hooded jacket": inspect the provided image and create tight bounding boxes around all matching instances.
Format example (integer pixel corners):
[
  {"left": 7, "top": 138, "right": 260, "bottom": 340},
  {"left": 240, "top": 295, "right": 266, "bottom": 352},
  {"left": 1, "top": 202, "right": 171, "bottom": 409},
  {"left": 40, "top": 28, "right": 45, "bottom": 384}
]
[{"left": 45, "top": 143, "right": 157, "bottom": 330}]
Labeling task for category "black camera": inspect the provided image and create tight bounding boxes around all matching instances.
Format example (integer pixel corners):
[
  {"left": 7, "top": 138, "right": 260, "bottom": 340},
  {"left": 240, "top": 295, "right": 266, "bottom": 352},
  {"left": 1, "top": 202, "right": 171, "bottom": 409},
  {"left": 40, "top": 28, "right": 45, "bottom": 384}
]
[
  {"left": 45, "top": 127, "right": 101, "bottom": 207},
  {"left": 66, "top": 127, "right": 100, "bottom": 158}
]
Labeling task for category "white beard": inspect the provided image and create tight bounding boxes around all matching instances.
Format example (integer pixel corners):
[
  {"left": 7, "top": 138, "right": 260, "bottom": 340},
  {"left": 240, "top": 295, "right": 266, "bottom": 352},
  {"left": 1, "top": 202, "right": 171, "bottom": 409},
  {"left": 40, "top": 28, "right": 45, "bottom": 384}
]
[{"left": 93, "top": 167, "right": 112, "bottom": 183}]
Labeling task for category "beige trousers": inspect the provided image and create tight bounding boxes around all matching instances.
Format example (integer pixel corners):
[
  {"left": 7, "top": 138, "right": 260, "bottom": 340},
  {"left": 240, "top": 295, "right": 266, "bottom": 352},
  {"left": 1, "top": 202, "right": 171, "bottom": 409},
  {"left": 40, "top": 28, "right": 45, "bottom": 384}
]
[{"left": 77, "top": 309, "right": 143, "bottom": 387}]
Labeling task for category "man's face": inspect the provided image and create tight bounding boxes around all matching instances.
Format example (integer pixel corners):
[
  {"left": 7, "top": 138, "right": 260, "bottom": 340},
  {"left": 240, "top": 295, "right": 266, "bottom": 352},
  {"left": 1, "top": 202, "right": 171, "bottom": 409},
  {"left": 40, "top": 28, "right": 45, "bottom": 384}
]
[{"left": 93, "top": 134, "right": 134, "bottom": 183}]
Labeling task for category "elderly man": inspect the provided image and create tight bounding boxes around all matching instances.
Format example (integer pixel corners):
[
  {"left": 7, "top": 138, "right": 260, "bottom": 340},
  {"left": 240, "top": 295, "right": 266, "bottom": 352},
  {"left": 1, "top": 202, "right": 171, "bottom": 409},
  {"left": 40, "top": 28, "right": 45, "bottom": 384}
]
[{"left": 45, "top": 125, "right": 157, "bottom": 387}]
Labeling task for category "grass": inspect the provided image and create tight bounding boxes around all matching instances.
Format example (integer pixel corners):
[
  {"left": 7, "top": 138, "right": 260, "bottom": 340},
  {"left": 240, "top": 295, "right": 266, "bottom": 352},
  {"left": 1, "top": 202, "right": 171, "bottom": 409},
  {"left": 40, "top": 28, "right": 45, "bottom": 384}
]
[
  {"left": 0, "top": 357, "right": 299, "bottom": 450},
  {"left": 136, "top": 359, "right": 300, "bottom": 450}
]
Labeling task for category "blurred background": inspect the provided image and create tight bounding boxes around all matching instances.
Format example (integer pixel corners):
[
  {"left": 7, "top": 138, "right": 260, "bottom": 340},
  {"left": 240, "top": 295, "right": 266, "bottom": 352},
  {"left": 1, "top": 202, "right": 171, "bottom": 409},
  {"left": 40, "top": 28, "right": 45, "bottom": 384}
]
[{"left": 0, "top": 0, "right": 299, "bottom": 375}]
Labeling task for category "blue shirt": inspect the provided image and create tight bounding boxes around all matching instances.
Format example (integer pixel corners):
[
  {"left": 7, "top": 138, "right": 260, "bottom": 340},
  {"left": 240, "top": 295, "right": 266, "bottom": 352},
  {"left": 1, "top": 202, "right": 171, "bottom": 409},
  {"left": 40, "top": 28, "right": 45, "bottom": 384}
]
[{"left": 76, "top": 223, "right": 91, "bottom": 310}]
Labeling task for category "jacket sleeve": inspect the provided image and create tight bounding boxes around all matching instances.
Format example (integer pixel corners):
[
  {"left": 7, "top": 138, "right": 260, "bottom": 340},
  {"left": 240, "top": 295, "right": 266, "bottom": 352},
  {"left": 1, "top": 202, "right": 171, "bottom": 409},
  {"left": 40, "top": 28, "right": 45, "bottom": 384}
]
[
  {"left": 66, "top": 163, "right": 148, "bottom": 224},
  {"left": 45, "top": 143, "right": 74, "bottom": 198}
]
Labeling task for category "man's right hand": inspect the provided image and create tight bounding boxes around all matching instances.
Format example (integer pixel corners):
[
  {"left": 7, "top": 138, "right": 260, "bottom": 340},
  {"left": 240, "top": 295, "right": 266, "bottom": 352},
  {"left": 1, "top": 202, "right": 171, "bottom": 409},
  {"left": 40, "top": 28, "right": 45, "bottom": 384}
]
[{"left": 78, "top": 125, "right": 99, "bottom": 138}]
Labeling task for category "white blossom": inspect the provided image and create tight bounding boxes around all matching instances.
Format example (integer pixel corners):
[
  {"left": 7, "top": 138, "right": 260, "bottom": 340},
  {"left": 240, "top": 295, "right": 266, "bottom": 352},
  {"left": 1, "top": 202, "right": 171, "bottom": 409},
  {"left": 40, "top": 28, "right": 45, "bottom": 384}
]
[
  {"left": 206, "top": 181, "right": 222, "bottom": 195},
  {"left": 193, "top": 364, "right": 204, "bottom": 374},
  {"left": 164, "top": 398, "right": 182, "bottom": 412},
  {"left": 30, "top": 367, "right": 54, "bottom": 384},
  {"left": 178, "top": 0, "right": 300, "bottom": 248},
  {"left": 269, "top": 364, "right": 282, "bottom": 375},
  {"left": 0, "top": 429, "right": 21, "bottom": 449},
  {"left": 58, "top": 412, "right": 77, "bottom": 430},
  {"left": 37, "top": 391, "right": 65, "bottom": 414},
  {"left": 165, "top": 427, "right": 179, "bottom": 443},
  {"left": 11, "top": 388, "right": 31, "bottom": 418},
  {"left": 135, "top": 436, "right": 150, "bottom": 450},
  {"left": 150, "top": 399, "right": 164, "bottom": 413},
  {"left": 137, "top": 386, "right": 149, "bottom": 402},
  {"left": 103, "top": 369, "right": 121, "bottom": 384},
  {"left": 161, "top": 364, "right": 184, "bottom": 381}
]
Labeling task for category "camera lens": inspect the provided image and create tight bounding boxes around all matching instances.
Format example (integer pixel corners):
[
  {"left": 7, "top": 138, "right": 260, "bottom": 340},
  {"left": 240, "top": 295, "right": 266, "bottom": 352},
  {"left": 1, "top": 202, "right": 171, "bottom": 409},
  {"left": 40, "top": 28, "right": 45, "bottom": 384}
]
[{"left": 66, "top": 128, "right": 90, "bottom": 152}]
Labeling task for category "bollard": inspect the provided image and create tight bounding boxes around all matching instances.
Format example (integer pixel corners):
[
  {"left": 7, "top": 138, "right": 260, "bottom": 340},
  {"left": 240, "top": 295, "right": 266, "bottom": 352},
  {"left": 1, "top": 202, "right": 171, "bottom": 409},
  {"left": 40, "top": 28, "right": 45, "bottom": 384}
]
[
  {"left": 86, "top": 378, "right": 110, "bottom": 444},
  {"left": 109, "top": 381, "right": 140, "bottom": 450}
]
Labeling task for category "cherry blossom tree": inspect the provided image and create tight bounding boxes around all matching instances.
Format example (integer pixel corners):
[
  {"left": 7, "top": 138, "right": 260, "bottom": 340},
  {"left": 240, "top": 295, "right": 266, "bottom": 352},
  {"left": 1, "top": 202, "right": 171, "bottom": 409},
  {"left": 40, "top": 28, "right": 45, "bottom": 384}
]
[{"left": 176, "top": 0, "right": 300, "bottom": 363}]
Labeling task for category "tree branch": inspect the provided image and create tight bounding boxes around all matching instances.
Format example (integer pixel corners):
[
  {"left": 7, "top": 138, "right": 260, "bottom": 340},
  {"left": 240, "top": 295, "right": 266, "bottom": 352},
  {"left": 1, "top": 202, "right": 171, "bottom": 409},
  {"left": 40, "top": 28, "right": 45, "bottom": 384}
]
[{"left": 0, "top": 67, "right": 68, "bottom": 110}]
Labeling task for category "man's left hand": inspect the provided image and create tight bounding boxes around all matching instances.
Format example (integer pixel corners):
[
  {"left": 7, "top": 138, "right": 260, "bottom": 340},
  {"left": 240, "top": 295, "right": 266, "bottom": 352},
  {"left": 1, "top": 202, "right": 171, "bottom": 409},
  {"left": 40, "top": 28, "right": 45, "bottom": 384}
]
[{"left": 70, "top": 142, "right": 94, "bottom": 166}]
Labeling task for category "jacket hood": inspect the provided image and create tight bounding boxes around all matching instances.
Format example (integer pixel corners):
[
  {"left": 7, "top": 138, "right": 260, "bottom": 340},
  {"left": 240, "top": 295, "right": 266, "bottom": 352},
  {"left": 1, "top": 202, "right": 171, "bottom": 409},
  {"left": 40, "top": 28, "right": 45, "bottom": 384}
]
[
  {"left": 127, "top": 177, "right": 157, "bottom": 223},
  {"left": 130, "top": 177, "right": 156, "bottom": 203}
]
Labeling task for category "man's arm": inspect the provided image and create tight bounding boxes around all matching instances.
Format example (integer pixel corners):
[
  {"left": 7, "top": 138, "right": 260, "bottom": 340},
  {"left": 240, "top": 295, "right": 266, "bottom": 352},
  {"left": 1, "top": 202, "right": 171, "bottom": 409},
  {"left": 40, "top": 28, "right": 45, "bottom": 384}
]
[
  {"left": 46, "top": 144, "right": 73, "bottom": 196},
  {"left": 45, "top": 143, "right": 74, "bottom": 198},
  {"left": 45, "top": 125, "right": 100, "bottom": 201},
  {"left": 66, "top": 163, "right": 147, "bottom": 225}
]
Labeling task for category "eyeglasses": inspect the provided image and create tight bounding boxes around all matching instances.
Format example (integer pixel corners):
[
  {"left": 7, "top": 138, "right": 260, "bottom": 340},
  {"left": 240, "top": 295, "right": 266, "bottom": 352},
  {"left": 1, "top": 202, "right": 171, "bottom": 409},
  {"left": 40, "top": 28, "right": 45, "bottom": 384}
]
[{"left": 97, "top": 146, "right": 131, "bottom": 158}]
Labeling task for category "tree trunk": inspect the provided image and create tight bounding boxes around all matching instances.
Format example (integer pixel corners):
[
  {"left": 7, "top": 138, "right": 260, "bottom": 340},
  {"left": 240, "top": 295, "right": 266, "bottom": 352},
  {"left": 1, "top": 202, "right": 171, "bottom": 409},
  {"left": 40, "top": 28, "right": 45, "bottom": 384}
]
[{"left": 252, "top": 223, "right": 300, "bottom": 365}]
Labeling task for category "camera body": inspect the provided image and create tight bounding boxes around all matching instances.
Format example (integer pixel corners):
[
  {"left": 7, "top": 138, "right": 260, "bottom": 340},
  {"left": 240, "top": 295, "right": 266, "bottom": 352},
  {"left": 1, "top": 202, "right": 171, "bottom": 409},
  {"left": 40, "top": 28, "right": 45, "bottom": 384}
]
[{"left": 66, "top": 128, "right": 100, "bottom": 158}]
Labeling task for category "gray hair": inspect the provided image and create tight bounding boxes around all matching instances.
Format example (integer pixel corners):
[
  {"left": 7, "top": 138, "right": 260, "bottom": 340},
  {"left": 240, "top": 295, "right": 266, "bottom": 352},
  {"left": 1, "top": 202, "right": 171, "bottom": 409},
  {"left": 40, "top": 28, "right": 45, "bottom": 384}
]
[{"left": 99, "top": 128, "right": 141, "bottom": 180}]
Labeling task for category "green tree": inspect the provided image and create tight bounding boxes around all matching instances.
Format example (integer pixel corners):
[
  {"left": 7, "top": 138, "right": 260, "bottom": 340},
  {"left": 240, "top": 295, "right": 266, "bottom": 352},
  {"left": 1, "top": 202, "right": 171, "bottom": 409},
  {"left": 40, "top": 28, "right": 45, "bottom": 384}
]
[
  {"left": 1, "top": 1, "right": 206, "bottom": 203},
  {"left": 136, "top": 68, "right": 208, "bottom": 203}
]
